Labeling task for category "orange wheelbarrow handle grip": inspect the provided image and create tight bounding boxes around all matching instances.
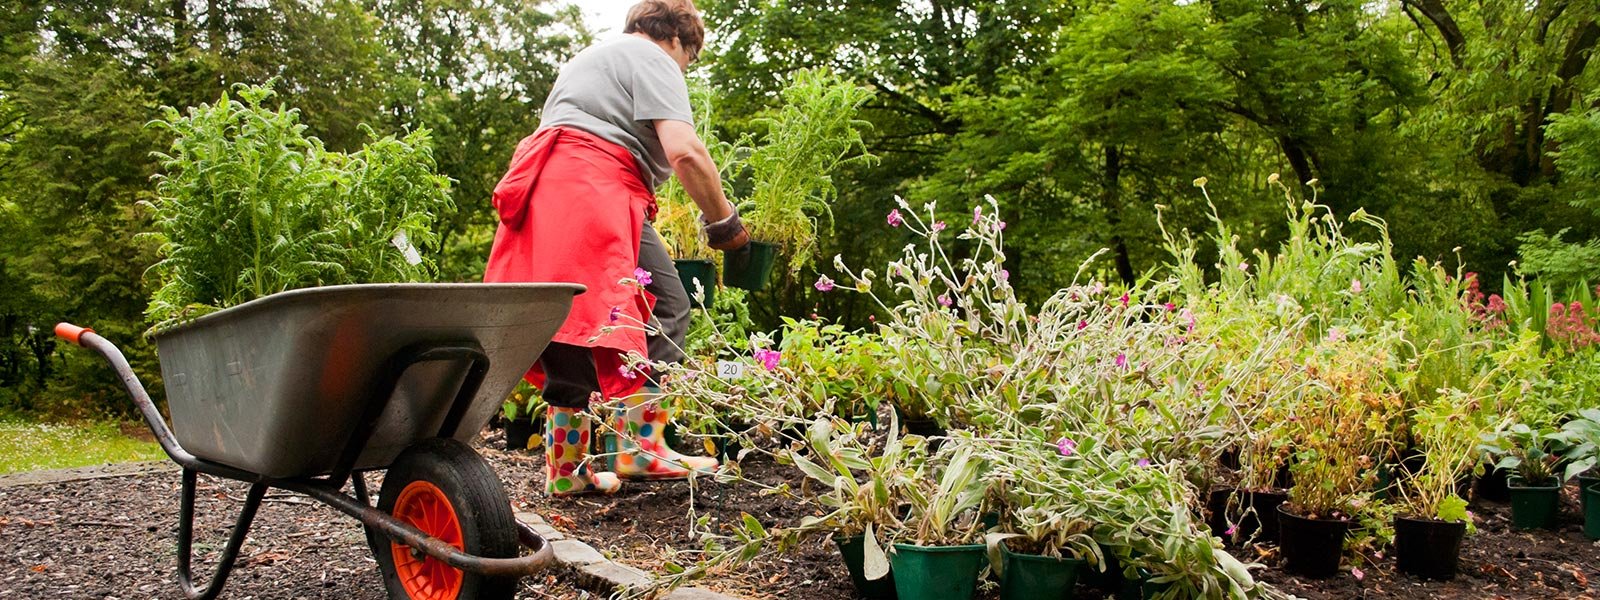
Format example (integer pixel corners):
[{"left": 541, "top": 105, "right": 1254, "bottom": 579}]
[{"left": 55, "top": 323, "right": 94, "bottom": 346}]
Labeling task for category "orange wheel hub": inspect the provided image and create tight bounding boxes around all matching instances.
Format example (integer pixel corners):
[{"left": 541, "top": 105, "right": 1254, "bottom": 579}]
[{"left": 390, "top": 480, "right": 465, "bottom": 600}]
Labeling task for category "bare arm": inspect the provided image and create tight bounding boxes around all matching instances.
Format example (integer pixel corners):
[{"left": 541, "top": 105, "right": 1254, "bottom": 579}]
[{"left": 655, "top": 119, "right": 733, "bottom": 222}]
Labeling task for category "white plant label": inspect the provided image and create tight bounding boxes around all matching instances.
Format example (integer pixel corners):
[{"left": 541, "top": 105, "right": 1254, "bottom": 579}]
[
  {"left": 391, "top": 230, "right": 423, "bottom": 266},
  {"left": 716, "top": 360, "right": 746, "bottom": 380}
]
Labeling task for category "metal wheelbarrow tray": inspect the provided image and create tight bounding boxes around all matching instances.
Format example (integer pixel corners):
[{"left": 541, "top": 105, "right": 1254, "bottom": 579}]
[{"left": 56, "top": 283, "right": 583, "bottom": 600}]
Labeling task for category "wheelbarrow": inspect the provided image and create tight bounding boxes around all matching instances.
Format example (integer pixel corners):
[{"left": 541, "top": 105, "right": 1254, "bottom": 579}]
[{"left": 56, "top": 282, "right": 584, "bottom": 600}]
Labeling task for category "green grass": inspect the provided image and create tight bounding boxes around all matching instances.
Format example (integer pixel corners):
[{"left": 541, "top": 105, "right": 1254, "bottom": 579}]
[{"left": 0, "top": 418, "right": 166, "bottom": 475}]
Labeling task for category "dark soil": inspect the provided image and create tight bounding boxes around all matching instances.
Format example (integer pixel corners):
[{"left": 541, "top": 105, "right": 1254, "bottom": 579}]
[{"left": 2, "top": 426, "right": 1596, "bottom": 600}]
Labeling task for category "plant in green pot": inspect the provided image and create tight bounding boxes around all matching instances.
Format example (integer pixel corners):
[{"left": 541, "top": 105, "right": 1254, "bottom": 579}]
[
  {"left": 786, "top": 417, "right": 912, "bottom": 600},
  {"left": 1392, "top": 394, "right": 1483, "bottom": 580},
  {"left": 890, "top": 442, "right": 990, "bottom": 600},
  {"left": 730, "top": 69, "right": 875, "bottom": 290},
  {"left": 1554, "top": 408, "right": 1600, "bottom": 539},
  {"left": 1481, "top": 423, "right": 1569, "bottom": 530},
  {"left": 983, "top": 477, "right": 1096, "bottom": 600}
]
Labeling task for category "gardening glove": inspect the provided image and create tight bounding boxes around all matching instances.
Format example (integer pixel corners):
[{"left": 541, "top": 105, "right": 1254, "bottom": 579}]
[{"left": 702, "top": 206, "right": 750, "bottom": 251}]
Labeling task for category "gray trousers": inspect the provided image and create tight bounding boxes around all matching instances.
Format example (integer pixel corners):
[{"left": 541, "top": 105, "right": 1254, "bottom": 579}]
[{"left": 540, "top": 222, "right": 690, "bottom": 408}]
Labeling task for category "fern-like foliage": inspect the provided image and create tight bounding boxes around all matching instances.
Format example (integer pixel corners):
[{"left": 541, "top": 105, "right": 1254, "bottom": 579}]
[{"left": 141, "top": 84, "right": 452, "bottom": 333}]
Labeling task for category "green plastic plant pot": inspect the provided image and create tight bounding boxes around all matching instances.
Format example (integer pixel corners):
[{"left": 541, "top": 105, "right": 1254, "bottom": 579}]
[
  {"left": 1580, "top": 473, "right": 1599, "bottom": 517},
  {"left": 673, "top": 258, "right": 717, "bottom": 309},
  {"left": 722, "top": 241, "right": 779, "bottom": 291},
  {"left": 834, "top": 535, "right": 898, "bottom": 599},
  {"left": 999, "top": 541, "right": 1084, "bottom": 600},
  {"left": 1584, "top": 483, "right": 1600, "bottom": 541},
  {"left": 890, "top": 543, "right": 986, "bottom": 600},
  {"left": 1507, "top": 478, "right": 1562, "bottom": 530}
]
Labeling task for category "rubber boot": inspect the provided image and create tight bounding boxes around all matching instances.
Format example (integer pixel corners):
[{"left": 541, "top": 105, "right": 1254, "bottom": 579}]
[
  {"left": 607, "top": 386, "right": 719, "bottom": 480},
  {"left": 545, "top": 406, "right": 621, "bottom": 496}
]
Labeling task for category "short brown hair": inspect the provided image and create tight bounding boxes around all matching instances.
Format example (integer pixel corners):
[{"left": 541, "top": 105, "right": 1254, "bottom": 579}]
[{"left": 624, "top": 1, "right": 705, "bottom": 60}]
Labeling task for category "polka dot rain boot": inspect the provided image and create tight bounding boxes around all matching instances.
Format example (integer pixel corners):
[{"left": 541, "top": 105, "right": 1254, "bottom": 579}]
[
  {"left": 607, "top": 386, "right": 719, "bottom": 480},
  {"left": 544, "top": 405, "right": 621, "bottom": 496}
]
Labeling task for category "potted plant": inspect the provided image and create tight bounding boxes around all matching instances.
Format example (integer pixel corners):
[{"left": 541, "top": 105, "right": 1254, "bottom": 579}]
[
  {"left": 984, "top": 480, "right": 1095, "bottom": 599},
  {"left": 889, "top": 443, "right": 990, "bottom": 600},
  {"left": 785, "top": 417, "right": 910, "bottom": 600},
  {"left": 1209, "top": 433, "right": 1292, "bottom": 545},
  {"left": 1277, "top": 341, "right": 1397, "bottom": 579},
  {"left": 500, "top": 381, "right": 544, "bottom": 452},
  {"left": 730, "top": 69, "right": 875, "bottom": 290},
  {"left": 1392, "top": 395, "right": 1482, "bottom": 580},
  {"left": 1480, "top": 423, "right": 1568, "bottom": 529},
  {"left": 1554, "top": 408, "right": 1600, "bottom": 539}
]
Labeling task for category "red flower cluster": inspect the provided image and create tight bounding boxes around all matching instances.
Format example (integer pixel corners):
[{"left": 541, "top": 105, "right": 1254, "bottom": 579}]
[
  {"left": 1463, "top": 273, "right": 1507, "bottom": 329},
  {"left": 1548, "top": 301, "right": 1600, "bottom": 349}
]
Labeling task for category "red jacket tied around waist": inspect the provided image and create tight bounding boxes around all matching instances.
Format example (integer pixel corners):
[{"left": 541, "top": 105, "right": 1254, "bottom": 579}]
[{"left": 484, "top": 126, "right": 658, "bottom": 399}]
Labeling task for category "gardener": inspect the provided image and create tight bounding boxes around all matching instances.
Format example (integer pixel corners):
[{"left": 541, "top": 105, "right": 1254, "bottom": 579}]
[{"left": 485, "top": 0, "right": 745, "bottom": 496}]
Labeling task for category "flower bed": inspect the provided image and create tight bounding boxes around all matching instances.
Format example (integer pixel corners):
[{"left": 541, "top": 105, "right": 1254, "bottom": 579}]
[{"left": 591, "top": 181, "right": 1600, "bottom": 599}]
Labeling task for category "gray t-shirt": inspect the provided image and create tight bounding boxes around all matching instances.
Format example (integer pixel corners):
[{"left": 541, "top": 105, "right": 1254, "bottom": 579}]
[{"left": 538, "top": 35, "right": 693, "bottom": 190}]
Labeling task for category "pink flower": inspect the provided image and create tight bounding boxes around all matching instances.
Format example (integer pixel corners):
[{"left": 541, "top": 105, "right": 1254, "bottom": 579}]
[
  {"left": 998, "top": 270, "right": 1010, "bottom": 282},
  {"left": 1350, "top": 278, "right": 1363, "bottom": 294},
  {"left": 1115, "top": 353, "right": 1127, "bottom": 369},
  {"left": 754, "top": 348, "right": 781, "bottom": 371},
  {"left": 815, "top": 275, "right": 836, "bottom": 292},
  {"left": 1225, "top": 524, "right": 1238, "bottom": 536},
  {"left": 996, "top": 221, "right": 1007, "bottom": 231},
  {"left": 1090, "top": 281, "right": 1104, "bottom": 296},
  {"left": 937, "top": 294, "right": 954, "bottom": 307},
  {"left": 1327, "top": 327, "right": 1345, "bottom": 342},
  {"left": 1180, "top": 308, "right": 1196, "bottom": 332},
  {"left": 1077, "top": 320, "right": 1089, "bottom": 330},
  {"left": 1119, "top": 293, "right": 1130, "bottom": 307},
  {"left": 1163, "top": 302, "right": 1176, "bottom": 312},
  {"left": 633, "top": 267, "right": 653, "bottom": 286},
  {"left": 932, "top": 221, "right": 947, "bottom": 234},
  {"left": 887, "top": 209, "right": 903, "bottom": 227},
  {"left": 1056, "top": 437, "right": 1076, "bottom": 457},
  {"left": 1238, "top": 261, "right": 1249, "bottom": 272},
  {"left": 618, "top": 364, "right": 637, "bottom": 380},
  {"left": 973, "top": 207, "right": 982, "bottom": 224},
  {"left": 1351, "top": 566, "right": 1365, "bottom": 581},
  {"left": 1136, "top": 458, "right": 1151, "bottom": 467},
  {"left": 609, "top": 306, "right": 622, "bottom": 323}
]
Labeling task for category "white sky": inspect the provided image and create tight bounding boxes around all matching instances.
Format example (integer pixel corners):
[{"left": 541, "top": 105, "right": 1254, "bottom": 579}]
[{"left": 566, "top": 1, "right": 634, "bottom": 36}]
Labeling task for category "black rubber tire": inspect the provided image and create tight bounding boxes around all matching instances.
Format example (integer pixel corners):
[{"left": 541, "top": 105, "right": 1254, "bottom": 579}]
[{"left": 372, "top": 437, "right": 519, "bottom": 600}]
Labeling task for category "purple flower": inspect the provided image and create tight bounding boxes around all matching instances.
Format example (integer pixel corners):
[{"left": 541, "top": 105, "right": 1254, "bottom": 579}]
[
  {"left": 1056, "top": 437, "right": 1076, "bottom": 457},
  {"left": 997, "top": 221, "right": 1007, "bottom": 231},
  {"left": 633, "top": 267, "right": 653, "bottom": 287},
  {"left": 1115, "top": 353, "right": 1127, "bottom": 369},
  {"left": 887, "top": 209, "right": 904, "bottom": 228},
  {"left": 973, "top": 207, "right": 982, "bottom": 224},
  {"left": 618, "top": 364, "right": 637, "bottom": 380},
  {"left": 609, "top": 306, "right": 622, "bottom": 323},
  {"left": 754, "top": 348, "right": 781, "bottom": 371},
  {"left": 932, "top": 221, "right": 947, "bottom": 234},
  {"left": 1136, "top": 458, "right": 1151, "bottom": 467},
  {"left": 815, "top": 275, "right": 836, "bottom": 292},
  {"left": 937, "top": 294, "right": 953, "bottom": 307}
]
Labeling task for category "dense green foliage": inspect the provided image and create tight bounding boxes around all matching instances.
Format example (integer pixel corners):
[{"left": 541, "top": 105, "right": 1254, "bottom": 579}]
[
  {"left": 3, "top": 0, "right": 1598, "bottom": 416},
  {"left": 703, "top": 0, "right": 1599, "bottom": 317},
  {"left": 143, "top": 85, "right": 452, "bottom": 331},
  {"left": 1, "top": 0, "right": 585, "bottom": 415}
]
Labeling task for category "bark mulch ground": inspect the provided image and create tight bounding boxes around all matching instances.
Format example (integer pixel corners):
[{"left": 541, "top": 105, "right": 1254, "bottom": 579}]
[{"left": 2, "top": 426, "right": 1597, "bottom": 599}]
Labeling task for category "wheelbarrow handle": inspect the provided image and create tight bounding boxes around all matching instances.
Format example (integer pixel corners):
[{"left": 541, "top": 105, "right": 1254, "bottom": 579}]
[
  {"left": 54, "top": 323, "right": 94, "bottom": 346},
  {"left": 55, "top": 322, "right": 202, "bottom": 469}
]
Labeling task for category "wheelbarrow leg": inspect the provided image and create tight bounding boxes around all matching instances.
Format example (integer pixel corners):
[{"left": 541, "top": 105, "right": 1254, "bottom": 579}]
[{"left": 176, "top": 468, "right": 268, "bottom": 600}]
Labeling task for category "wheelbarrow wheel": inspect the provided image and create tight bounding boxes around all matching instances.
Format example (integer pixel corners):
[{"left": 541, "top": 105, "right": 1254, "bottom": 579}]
[{"left": 373, "top": 438, "right": 518, "bottom": 600}]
